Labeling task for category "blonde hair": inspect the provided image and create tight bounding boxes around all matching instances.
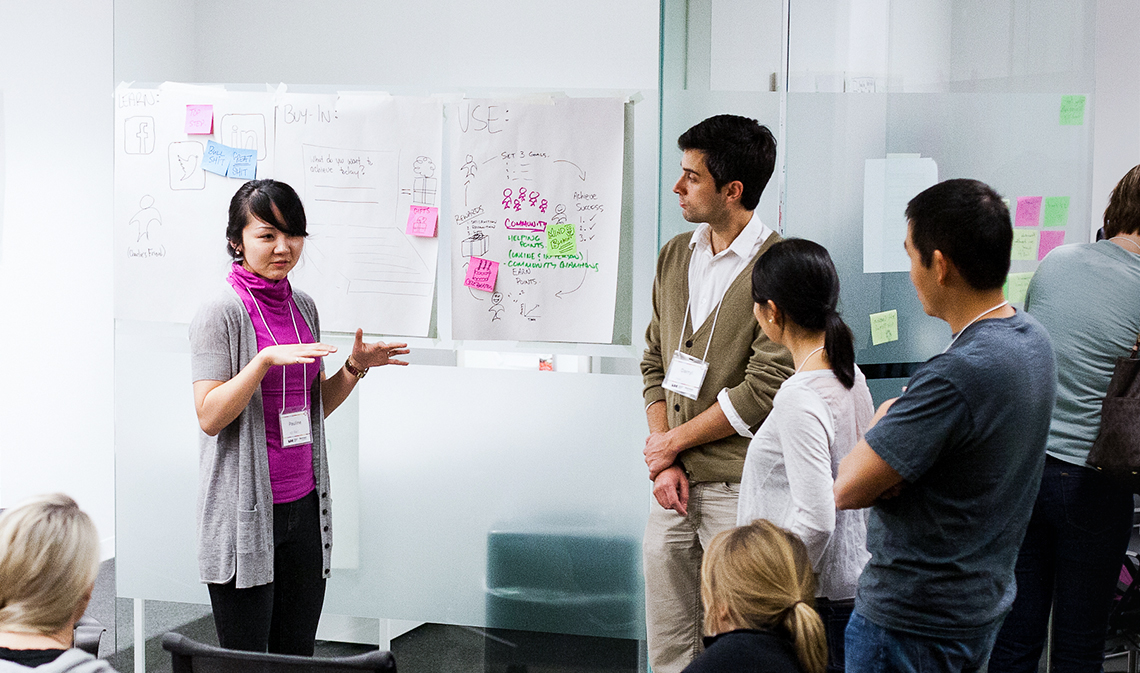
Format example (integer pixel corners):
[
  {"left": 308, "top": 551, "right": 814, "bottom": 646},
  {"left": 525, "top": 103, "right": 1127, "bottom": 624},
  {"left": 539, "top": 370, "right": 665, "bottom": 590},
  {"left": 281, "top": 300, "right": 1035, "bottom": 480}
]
[
  {"left": 701, "top": 520, "right": 827, "bottom": 673},
  {"left": 0, "top": 493, "right": 100, "bottom": 634}
]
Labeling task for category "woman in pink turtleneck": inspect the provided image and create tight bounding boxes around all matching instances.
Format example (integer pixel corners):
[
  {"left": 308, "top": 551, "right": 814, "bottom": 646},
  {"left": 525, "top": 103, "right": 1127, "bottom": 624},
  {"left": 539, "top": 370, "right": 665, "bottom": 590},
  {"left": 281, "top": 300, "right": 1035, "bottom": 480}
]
[{"left": 189, "top": 179, "right": 409, "bottom": 655}]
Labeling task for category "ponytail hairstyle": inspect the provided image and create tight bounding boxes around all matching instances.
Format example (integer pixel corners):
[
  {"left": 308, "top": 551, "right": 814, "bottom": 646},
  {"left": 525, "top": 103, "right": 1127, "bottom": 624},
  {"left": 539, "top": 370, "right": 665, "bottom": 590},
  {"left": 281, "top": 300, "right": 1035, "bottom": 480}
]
[
  {"left": 701, "top": 520, "right": 827, "bottom": 673},
  {"left": 752, "top": 238, "right": 856, "bottom": 389}
]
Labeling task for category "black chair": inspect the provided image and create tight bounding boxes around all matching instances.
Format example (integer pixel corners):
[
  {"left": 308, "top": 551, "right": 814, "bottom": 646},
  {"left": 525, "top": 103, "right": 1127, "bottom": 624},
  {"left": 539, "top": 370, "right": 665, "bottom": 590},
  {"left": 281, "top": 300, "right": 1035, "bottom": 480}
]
[
  {"left": 73, "top": 615, "right": 105, "bottom": 656},
  {"left": 161, "top": 633, "right": 396, "bottom": 673}
]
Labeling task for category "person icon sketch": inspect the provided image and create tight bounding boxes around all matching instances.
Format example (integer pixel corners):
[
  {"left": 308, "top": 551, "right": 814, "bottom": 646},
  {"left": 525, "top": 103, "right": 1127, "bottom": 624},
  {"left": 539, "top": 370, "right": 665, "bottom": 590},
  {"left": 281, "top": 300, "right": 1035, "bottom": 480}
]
[
  {"left": 130, "top": 195, "right": 162, "bottom": 242},
  {"left": 489, "top": 292, "right": 505, "bottom": 321},
  {"left": 462, "top": 154, "right": 478, "bottom": 179},
  {"left": 552, "top": 204, "right": 568, "bottom": 225}
]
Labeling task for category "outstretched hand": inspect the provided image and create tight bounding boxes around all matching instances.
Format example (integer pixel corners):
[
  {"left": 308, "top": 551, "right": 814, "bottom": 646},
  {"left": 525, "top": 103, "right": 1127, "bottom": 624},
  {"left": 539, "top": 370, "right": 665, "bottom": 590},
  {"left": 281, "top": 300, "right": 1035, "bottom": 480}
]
[
  {"left": 258, "top": 342, "right": 338, "bottom": 367},
  {"left": 349, "top": 329, "right": 410, "bottom": 368}
]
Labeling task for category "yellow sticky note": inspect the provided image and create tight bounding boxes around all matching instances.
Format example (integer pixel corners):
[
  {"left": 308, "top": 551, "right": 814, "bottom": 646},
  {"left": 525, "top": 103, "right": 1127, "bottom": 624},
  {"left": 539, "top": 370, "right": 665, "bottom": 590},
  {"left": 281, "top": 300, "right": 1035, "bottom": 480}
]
[
  {"left": 1003, "top": 272, "right": 1034, "bottom": 303},
  {"left": 870, "top": 310, "right": 899, "bottom": 346},
  {"left": 1011, "top": 230, "right": 1039, "bottom": 261}
]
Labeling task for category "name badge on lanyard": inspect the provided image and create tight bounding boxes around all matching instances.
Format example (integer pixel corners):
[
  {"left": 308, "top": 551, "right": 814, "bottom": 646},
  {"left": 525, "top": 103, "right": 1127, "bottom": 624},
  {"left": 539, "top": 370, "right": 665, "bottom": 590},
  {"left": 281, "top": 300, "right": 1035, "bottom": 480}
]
[
  {"left": 280, "top": 405, "right": 313, "bottom": 447},
  {"left": 663, "top": 350, "right": 709, "bottom": 400},
  {"left": 662, "top": 298, "right": 724, "bottom": 401}
]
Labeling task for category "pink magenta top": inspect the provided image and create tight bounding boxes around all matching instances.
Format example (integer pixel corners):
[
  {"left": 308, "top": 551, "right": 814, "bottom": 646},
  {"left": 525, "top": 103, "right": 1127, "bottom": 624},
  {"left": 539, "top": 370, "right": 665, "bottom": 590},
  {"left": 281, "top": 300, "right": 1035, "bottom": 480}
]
[{"left": 228, "top": 263, "right": 319, "bottom": 504}]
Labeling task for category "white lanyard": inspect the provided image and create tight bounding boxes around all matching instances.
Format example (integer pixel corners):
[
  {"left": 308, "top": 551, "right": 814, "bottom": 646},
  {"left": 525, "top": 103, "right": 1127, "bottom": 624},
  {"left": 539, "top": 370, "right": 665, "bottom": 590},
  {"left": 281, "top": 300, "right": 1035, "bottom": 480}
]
[
  {"left": 677, "top": 294, "right": 724, "bottom": 363},
  {"left": 944, "top": 301, "right": 1009, "bottom": 353},
  {"left": 795, "top": 346, "right": 825, "bottom": 374},
  {"left": 239, "top": 281, "right": 307, "bottom": 414}
]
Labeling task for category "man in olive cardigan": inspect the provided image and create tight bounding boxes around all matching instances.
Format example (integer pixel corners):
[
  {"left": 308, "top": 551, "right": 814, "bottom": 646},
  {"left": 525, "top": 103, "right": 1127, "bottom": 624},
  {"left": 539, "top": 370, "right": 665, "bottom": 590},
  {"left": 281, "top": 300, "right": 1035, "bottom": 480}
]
[{"left": 641, "top": 115, "right": 793, "bottom": 673}]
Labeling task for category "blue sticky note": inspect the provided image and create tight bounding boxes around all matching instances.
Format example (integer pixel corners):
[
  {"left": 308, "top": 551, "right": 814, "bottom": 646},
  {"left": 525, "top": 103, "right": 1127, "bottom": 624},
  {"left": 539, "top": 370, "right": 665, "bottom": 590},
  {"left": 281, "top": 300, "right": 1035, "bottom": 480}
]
[
  {"left": 203, "top": 140, "right": 232, "bottom": 177},
  {"left": 228, "top": 147, "right": 257, "bottom": 180}
]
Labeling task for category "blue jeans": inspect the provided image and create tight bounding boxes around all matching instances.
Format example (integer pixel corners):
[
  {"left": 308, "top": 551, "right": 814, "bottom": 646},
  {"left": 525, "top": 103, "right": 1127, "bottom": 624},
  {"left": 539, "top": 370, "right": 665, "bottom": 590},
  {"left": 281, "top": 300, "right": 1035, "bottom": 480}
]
[
  {"left": 817, "top": 597, "right": 854, "bottom": 673},
  {"left": 844, "top": 610, "right": 1002, "bottom": 673},
  {"left": 989, "top": 456, "right": 1134, "bottom": 673}
]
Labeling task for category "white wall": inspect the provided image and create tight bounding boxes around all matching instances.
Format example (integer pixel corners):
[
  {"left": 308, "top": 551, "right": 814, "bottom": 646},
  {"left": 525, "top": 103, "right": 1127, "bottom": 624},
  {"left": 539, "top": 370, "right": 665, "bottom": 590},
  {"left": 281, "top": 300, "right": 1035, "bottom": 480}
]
[
  {"left": 1091, "top": 0, "right": 1140, "bottom": 233},
  {"left": 0, "top": 0, "right": 116, "bottom": 557}
]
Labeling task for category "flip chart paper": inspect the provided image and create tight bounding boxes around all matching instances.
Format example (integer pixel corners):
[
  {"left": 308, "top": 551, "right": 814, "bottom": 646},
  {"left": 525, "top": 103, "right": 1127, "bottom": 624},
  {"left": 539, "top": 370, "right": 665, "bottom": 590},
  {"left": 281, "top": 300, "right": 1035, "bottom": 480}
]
[
  {"left": 1011, "top": 230, "right": 1039, "bottom": 261},
  {"left": 1015, "top": 196, "right": 1042, "bottom": 227},
  {"left": 1060, "top": 95, "right": 1086, "bottom": 126},
  {"left": 863, "top": 156, "right": 938, "bottom": 273},
  {"left": 1038, "top": 231, "right": 1065, "bottom": 260},
  {"left": 1042, "top": 196, "right": 1070, "bottom": 228},
  {"left": 545, "top": 223, "right": 577, "bottom": 257},
  {"left": 185, "top": 105, "right": 213, "bottom": 134},
  {"left": 1004, "top": 272, "right": 1034, "bottom": 303},
  {"left": 202, "top": 140, "right": 232, "bottom": 176},
  {"left": 227, "top": 147, "right": 257, "bottom": 180},
  {"left": 869, "top": 310, "right": 899, "bottom": 345},
  {"left": 465, "top": 257, "right": 499, "bottom": 292},
  {"left": 450, "top": 97, "right": 625, "bottom": 342},
  {"left": 115, "top": 84, "right": 278, "bottom": 324},
  {"left": 406, "top": 205, "right": 438, "bottom": 237},
  {"left": 277, "top": 93, "right": 444, "bottom": 336}
]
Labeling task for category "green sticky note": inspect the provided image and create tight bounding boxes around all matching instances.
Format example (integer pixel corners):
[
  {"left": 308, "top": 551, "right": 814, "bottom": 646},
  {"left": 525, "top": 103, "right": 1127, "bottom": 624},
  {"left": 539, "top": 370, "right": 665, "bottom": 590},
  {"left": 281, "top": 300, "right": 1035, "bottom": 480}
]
[
  {"left": 1042, "top": 196, "right": 1070, "bottom": 228},
  {"left": 1060, "top": 95, "right": 1086, "bottom": 126},
  {"left": 545, "top": 223, "right": 577, "bottom": 257},
  {"left": 869, "top": 309, "right": 898, "bottom": 346},
  {"left": 1004, "top": 272, "right": 1034, "bottom": 303},
  {"left": 1011, "top": 230, "right": 1040, "bottom": 261}
]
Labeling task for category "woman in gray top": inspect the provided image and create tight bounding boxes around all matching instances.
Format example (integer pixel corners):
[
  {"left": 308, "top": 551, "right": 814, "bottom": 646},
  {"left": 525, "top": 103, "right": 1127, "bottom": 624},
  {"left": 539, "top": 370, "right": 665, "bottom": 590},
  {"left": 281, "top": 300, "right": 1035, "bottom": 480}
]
[
  {"left": 190, "top": 180, "right": 409, "bottom": 654},
  {"left": 991, "top": 167, "right": 1140, "bottom": 672},
  {"left": 738, "top": 238, "right": 873, "bottom": 673}
]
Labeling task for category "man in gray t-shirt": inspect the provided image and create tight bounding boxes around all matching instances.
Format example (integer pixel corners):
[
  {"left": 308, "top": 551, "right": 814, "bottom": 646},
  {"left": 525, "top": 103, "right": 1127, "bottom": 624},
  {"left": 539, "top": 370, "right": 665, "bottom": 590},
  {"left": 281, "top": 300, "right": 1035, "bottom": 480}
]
[{"left": 834, "top": 179, "right": 1056, "bottom": 673}]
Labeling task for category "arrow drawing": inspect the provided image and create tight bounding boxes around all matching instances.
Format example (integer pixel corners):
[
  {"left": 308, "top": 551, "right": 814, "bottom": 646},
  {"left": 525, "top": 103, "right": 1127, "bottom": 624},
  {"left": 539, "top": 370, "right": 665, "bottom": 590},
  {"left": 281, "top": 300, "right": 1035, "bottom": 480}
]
[
  {"left": 553, "top": 159, "right": 586, "bottom": 181},
  {"left": 555, "top": 251, "right": 589, "bottom": 299}
]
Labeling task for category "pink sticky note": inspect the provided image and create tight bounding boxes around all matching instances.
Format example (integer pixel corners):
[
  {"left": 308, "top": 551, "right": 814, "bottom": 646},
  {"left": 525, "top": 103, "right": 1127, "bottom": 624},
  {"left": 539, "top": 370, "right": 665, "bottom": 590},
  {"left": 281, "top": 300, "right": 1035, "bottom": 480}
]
[
  {"left": 1015, "top": 196, "right": 1042, "bottom": 227},
  {"left": 405, "top": 206, "right": 439, "bottom": 237},
  {"left": 1038, "top": 230, "right": 1065, "bottom": 260},
  {"left": 464, "top": 257, "right": 499, "bottom": 292},
  {"left": 185, "top": 105, "right": 214, "bottom": 134}
]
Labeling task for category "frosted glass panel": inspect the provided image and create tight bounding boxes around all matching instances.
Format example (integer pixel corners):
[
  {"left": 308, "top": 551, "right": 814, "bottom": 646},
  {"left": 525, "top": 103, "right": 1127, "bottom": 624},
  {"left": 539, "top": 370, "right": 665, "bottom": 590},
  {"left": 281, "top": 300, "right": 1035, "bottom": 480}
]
[
  {"left": 783, "top": 92, "right": 1094, "bottom": 363},
  {"left": 115, "top": 319, "right": 649, "bottom": 639},
  {"left": 329, "top": 365, "right": 648, "bottom": 638}
]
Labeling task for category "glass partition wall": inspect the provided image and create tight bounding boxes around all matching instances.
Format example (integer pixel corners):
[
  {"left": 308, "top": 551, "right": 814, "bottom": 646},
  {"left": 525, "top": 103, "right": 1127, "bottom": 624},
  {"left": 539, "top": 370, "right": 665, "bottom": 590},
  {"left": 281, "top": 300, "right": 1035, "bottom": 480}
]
[{"left": 114, "top": 1, "right": 1097, "bottom": 671}]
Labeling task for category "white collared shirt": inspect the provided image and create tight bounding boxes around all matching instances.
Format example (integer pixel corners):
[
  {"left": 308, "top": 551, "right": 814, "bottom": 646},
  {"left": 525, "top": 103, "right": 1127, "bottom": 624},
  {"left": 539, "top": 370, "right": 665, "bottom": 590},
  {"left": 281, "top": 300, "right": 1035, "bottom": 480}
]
[{"left": 686, "top": 211, "right": 773, "bottom": 438}]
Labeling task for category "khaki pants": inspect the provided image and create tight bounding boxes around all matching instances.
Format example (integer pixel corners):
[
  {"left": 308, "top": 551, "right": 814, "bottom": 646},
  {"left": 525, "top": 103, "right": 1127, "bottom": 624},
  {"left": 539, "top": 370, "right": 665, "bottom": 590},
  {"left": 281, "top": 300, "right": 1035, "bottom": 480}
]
[{"left": 642, "top": 481, "right": 740, "bottom": 673}]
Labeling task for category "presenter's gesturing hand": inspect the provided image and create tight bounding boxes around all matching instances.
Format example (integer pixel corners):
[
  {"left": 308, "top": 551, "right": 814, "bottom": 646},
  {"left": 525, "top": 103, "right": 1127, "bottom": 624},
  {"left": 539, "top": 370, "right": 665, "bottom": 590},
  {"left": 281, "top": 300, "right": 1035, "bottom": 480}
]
[
  {"left": 320, "top": 329, "right": 412, "bottom": 417},
  {"left": 347, "top": 328, "right": 410, "bottom": 368}
]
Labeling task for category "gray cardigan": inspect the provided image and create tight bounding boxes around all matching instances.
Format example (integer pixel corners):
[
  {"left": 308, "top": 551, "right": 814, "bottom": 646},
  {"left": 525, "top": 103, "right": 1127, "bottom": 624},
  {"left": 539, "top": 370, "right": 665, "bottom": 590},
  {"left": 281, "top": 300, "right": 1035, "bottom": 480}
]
[{"left": 189, "top": 286, "right": 332, "bottom": 588}]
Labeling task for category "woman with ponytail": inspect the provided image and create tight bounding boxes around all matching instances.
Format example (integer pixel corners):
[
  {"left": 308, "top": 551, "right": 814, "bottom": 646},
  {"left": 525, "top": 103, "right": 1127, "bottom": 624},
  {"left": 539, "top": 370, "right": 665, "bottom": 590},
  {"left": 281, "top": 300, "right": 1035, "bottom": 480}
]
[
  {"left": 683, "top": 519, "right": 827, "bottom": 673},
  {"left": 736, "top": 238, "right": 873, "bottom": 673}
]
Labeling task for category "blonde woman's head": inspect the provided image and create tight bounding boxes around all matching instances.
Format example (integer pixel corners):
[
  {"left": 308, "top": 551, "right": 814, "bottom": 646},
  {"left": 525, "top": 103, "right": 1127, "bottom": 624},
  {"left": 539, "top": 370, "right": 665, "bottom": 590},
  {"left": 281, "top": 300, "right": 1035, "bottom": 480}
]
[
  {"left": 701, "top": 519, "right": 827, "bottom": 673},
  {"left": 0, "top": 493, "right": 100, "bottom": 635}
]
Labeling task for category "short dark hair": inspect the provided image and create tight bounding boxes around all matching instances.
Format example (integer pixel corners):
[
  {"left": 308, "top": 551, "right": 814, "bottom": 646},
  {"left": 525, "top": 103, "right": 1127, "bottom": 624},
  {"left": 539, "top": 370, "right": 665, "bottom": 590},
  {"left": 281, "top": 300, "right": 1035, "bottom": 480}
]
[
  {"left": 1105, "top": 164, "right": 1140, "bottom": 237},
  {"left": 905, "top": 179, "right": 1011, "bottom": 291},
  {"left": 678, "top": 115, "right": 776, "bottom": 211},
  {"left": 226, "top": 180, "right": 308, "bottom": 259},
  {"left": 752, "top": 239, "right": 856, "bottom": 389}
]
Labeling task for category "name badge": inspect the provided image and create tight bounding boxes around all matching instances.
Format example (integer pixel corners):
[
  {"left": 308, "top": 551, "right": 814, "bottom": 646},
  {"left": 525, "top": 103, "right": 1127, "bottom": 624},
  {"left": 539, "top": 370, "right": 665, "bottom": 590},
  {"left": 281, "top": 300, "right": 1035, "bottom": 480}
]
[
  {"left": 662, "top": 350, "right": 709, "bottom": 401},
  {"left": 280, "top": 406, "right": 312, "bottom": 447}
]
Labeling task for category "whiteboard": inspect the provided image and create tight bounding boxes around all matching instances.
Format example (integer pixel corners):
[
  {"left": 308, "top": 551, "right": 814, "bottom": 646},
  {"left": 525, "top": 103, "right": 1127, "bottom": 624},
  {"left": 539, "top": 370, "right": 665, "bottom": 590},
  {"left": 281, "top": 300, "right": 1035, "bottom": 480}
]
[
  {"left": 449, "top": 97, "right": 626, "bottom": 343},
  {"left": 114, "top": 84, "right": 443, "bottom": 336}
]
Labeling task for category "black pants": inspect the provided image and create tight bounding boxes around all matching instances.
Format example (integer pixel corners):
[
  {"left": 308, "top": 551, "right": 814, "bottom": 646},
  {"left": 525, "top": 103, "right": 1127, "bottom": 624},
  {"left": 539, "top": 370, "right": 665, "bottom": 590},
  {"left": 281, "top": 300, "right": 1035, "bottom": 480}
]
[
  {"left": 817, "top": 597, "right": 855, "bottom": 673},
  {"left": 207, "top": 489, "right": 327, "bottom": 655}
]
